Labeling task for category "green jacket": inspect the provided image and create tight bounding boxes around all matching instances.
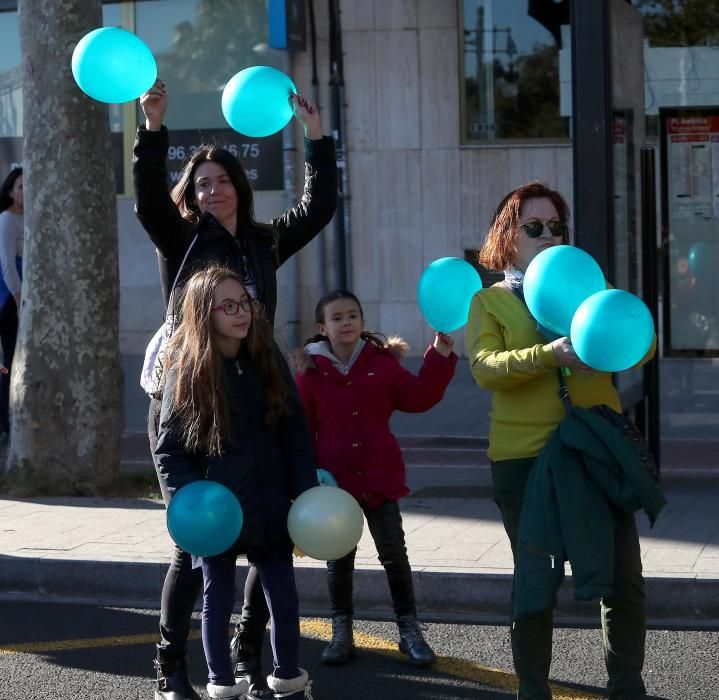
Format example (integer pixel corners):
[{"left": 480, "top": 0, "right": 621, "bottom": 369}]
[{"left": 514, "top": 406, "right": 666, "bottom": 617}]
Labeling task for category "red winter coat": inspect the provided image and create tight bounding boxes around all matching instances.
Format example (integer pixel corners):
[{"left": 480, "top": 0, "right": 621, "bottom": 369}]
[{"left": 293, "top": 339, "right": 457, "bottom": 507}]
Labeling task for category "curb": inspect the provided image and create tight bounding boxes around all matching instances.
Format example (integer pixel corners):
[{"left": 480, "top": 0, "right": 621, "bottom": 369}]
[{"left": 1, "top": 556, "right": 717, "bottom": 625}]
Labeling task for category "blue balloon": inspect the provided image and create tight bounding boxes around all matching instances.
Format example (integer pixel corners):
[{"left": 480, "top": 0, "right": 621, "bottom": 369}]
[
  {"left": 71, "top": 27, "right": 157, "bottom": 103},
  {"left": 167, "top": 481, "right": 243, "bottom": 557},
  {"left": 417, "top": 257, "right": 483, "bottom": 332},
  {"left": 222, "top": 66, "right": 297, "bottom": 137},
  {"left": 524, "top": 245, "right": 606, "bottom": 337},
  {"left": 688, "top": 242, "right": 712, "bottom": 282},
  {"left": 316, "top": 468, "right": 338, "bottom": 487},
  {"left": 570, "top": 289, "right": 654, "bottom": 372}
]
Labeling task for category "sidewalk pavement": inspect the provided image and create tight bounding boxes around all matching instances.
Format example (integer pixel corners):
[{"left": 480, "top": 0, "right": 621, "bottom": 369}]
[
  {"left": 0, "top": 354, "right": 717, "bottom": 623},
  {"left": 1, "top": 462, "right": 717, "bottom": 624}
]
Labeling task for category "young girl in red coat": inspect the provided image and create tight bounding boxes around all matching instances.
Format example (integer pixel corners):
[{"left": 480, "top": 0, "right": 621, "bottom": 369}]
[{"left": 292, "top": 289, "right": 457, "bottom": 668}]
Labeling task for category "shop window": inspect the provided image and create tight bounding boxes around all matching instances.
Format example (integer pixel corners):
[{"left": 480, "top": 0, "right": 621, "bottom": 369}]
[{"left": 460, "top": 0, "right": 571, "bottom": 144}]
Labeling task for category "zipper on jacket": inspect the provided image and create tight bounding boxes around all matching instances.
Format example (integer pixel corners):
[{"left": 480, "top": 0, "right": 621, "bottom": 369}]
[{"left": 519, "top": 540, "right": 556, "bottom": 569}]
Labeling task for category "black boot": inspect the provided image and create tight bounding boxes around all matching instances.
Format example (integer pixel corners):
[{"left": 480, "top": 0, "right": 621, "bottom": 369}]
[
  {"left": 320, "top": 614, "right": 355, "bottom": 665},
  {"left": 154, "top": 648, "right": 201, "bottom": 700},
  {"left": 230, "top": 628, "right": 274, "bottom": 700},
  {"left": 397, "top": 615, "right": 436, "bottom": 668}
]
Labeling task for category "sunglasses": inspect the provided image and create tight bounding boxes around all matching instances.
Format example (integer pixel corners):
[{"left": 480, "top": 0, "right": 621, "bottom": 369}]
[{"left": 520, "top": 219, "right": 568, "bottom": 238}]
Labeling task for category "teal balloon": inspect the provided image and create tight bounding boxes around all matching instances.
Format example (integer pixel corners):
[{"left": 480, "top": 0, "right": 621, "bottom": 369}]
[
  {"left": 524, "top": 245, "right": 606, "bottom": 337},
  {"left": 222, "top": 66, "right": 296, "bottom": 137},
  {"left": 167, "top": 481, "right": 243, "bottom": 557},
  {"left": 570, "top": 289, "right": 654, "bottom": 372},
  {"left": 316, "top": 468, "right": 338, "bottom": 487},
  {"left": 288, "top": 486, "right": 364, "bottom": 561},
  {"left": 688, "top": 242, "right": 712, "bottom": 282},
  {"left": 417, "top": 257, "right": 483, "bottom": 332},
  {"left": 71, "top": 27, "right": 157, "bottom": 103}
]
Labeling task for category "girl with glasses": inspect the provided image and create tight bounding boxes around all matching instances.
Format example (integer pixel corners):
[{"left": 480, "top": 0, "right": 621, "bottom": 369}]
[
  {"left": 156, "top": 266, "right": 317, "bottom": 700},
  {"left": 292, "top": 290, "right": 457, "bottom": 669},
  {"left": 466, "top": 182, "right": 657, "bottom": 699}
]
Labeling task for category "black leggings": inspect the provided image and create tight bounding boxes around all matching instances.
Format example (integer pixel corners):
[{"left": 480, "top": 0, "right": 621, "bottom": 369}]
[
  {"left": 148, "top": 397, "right": 270, "bottom": 656},
  {"left": 0, "top": 297, "right": 18, "bottom": 434}
]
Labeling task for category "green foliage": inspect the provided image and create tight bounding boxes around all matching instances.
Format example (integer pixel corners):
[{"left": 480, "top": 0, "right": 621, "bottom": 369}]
[{"left": 635, "top": 0, "right": 719, "bottom": 47}]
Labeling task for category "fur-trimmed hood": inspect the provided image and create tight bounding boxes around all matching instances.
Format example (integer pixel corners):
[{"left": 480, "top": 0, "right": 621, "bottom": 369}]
[{"left": 290, "top": 335, "right": 409, "bottom": 374}]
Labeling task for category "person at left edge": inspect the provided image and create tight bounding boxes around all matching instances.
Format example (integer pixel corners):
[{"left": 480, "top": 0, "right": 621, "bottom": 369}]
[
  {"left": 0, "top": 166, "right": 23, "bottom": 443},
  {"left": 133, "top": 78, "right": 337, "bottom": 700}
]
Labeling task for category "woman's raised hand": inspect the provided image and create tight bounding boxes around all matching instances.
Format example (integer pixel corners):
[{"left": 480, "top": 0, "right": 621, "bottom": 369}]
[
  {"left": 433, "top": 332, "right": 454, "bottom": 358},
  {"left": 290, "top": 93, "right": 322, "bottom": 140},
  {"left": 551, "top": 337, "right": 594, "bottom": 374},
  {"left": 139, "top": 78, "right": 167, "bottom": 131}
]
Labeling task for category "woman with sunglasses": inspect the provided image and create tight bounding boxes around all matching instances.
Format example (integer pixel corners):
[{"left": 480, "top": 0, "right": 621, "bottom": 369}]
[{"left": 466, "top": 181, "right": 654, "bottom": 699}]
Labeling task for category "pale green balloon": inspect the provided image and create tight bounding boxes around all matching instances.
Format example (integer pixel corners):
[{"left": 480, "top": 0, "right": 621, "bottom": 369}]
[{"left": 288, "top": 486, "right": 364, "bottom": 561}]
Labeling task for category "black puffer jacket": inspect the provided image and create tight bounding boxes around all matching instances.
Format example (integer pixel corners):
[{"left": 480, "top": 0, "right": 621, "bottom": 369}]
[
  {"left": 155, "top": 350, "right": 318, "bottom": 556},
  {"left": 132, "top": 125, "right": 337, "bottom": 325}
]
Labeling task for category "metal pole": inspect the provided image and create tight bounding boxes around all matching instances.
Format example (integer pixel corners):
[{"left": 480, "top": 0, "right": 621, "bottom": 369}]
[
  {"left": 307, "top": 0, "right": 329, "bottom": 294},
  {"left": 328, "top": 0, "right": 350, "bottom": 290},
  {"left": 641, "top": 146, "right": 661, "bottom": 475},
  {"left": 282, "top": 50, "right": 299, "bottom": 349}
]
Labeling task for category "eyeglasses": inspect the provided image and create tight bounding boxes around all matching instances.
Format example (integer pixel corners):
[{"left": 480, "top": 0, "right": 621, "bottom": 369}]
[
  {"left": 211, "top": 299, "right": 253, "bottom": 315},
  {"left": 519, "top": 219, "right": 568, "bottom": 238}
]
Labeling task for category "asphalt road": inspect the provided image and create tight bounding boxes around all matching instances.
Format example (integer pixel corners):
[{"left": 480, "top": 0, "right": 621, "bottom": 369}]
[{"left": 0, "top": 597, "right": 716, "bottom": 700}]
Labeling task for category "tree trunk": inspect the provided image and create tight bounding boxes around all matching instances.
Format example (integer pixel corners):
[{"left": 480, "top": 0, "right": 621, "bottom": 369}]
[{"left": 7, "top": 0, "right": 123, "bottom": 495}]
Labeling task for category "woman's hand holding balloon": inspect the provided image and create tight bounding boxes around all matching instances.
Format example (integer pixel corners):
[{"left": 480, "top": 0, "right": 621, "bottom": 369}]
[
  {"left": 433, "top": 332, "right": 454, "bottom": 358},
  {"left": 551, "top": 336, "right": 594, "bottom": 374},
  {"left": 290, "top": 93, "right": 321, "bottom": 140},
  {"left": 139, "top": 78, "right": 167, "bottom": 131}
]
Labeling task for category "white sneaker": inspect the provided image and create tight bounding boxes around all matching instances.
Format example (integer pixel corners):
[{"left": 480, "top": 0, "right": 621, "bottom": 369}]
[{"left": 207, "top": 678, "right": 250, "bottom": 699}]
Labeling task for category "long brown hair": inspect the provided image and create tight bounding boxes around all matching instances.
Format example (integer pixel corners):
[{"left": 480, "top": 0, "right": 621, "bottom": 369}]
[
  {"left": 478, "top": 181, "right": 571, "bottom": 271},
  {"left": 164, "top": 266, "right": 288, "bottom": 456}
]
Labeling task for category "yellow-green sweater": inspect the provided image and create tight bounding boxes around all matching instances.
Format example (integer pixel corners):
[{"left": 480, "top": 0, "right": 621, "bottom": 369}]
[{"left": 466, "top": 283, "right": 656, "bottom": 462}]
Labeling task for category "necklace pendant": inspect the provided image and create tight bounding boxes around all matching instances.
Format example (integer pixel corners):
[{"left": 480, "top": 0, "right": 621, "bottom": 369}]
[{"left": 234, "top": 360, "right": 243, "bottom": 376}]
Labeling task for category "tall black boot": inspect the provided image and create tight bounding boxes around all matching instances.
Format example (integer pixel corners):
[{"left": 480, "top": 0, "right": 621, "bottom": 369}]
[
  {"left": 154, "top": 647, "right": 201, "bottom": 700},
  {"left": 321, "top": 614, "right": 355, "bottom": 665},
  {"left": 397, "top": 615, "right": 436, "bottom": 668},
  {"left": 230, "top": 628, "right": 273, "bottom": 700}
]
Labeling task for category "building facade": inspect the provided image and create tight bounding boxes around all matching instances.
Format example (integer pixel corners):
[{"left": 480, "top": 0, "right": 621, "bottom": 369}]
[{"left": 1, "top": 0, "right": 718, "bottom": 448}]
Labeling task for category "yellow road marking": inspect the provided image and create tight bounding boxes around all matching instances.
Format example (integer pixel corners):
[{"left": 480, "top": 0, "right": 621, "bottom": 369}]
[
  {"left": 0, "top": 631, "right": 201, "bottom": 654},
  {"left": 0, "top": 618, "right": 603, "bottom": 699},
  {"left": 302, "top": 618, "right": 603, "bottom": 700}
]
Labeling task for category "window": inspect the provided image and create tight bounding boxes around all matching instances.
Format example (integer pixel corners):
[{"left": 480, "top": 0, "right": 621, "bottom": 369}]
[
  {"left": 135, "top": 0, "right": 284, "bottom": 130},
  {"left": 460, "top": 0, "right": 571, "bottom": 143}
]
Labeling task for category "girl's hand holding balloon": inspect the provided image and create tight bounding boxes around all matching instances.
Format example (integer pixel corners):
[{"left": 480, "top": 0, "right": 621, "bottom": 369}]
[
  {"left": 551, "top": 336, "right": 594, "bottom": 374},
  {"left": 433, "top": 332, "right": 454, "bottom": 358},
  {"left": 290, "top": 94, "right": 322, "bottom": 140},
  {"left": 139, "top": 78, "right": 167, "bottom": 131}
]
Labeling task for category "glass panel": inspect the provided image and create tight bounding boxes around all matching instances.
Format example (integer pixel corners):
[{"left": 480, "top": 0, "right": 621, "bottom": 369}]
[
  {"left": 0, "top": 10, "right": 20, "bottom": 139},
  {"left": 461, "top": 0, "right": 570, "bottom": 143},
  {"left": 0, "top": 5, "right": 123, "bottom": 138},
  {"left": 135, "top": 0, "right": 284, "bottom": 130}
]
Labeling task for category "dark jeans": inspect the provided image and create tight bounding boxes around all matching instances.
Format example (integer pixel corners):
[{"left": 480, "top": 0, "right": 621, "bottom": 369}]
[
  {"left": 491, "top": 458, "right": 647, "bottom": 700},
  {"left": 202, "top": 551, "right": 300, "bottom": 685},
  {"left": 148, "top": 397, "right": 270, "bottom": 657},
  {"left": 327, "top": 499, "right": 415, "bottom": 618},
  {"left": 0, "top": 297, "right": 18, "bottom": 435}
]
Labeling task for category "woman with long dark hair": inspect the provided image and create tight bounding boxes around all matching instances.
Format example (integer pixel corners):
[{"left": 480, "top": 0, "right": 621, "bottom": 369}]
[{"left": 134, "top": 78, "right": 336, "bottom": 700}]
